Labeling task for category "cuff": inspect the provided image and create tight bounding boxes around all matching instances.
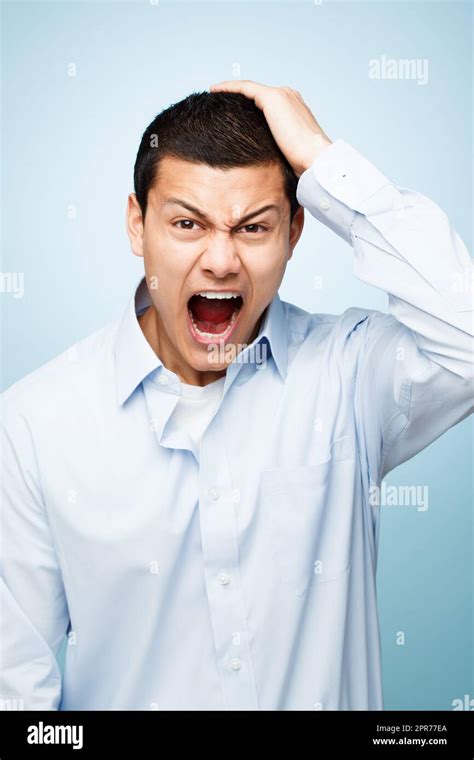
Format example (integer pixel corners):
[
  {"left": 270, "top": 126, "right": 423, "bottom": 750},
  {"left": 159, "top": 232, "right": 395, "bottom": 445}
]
[{"left": 296, "top": 139, "right": 393, "bottom": 244}]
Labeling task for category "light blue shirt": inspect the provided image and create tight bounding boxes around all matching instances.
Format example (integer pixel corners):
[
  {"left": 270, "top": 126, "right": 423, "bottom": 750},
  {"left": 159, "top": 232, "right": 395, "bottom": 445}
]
[{"left": 1, "top": 140, "right": 472, "bottom": 710}]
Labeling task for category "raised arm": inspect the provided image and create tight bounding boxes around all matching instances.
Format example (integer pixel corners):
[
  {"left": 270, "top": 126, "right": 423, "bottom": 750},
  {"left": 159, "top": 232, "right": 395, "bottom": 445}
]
[
  {"left": 295, "top": 138, "right": 473, "bottom": 477},
  {"left": 210, "top": 80, "right": 473, "bottom": 478}
]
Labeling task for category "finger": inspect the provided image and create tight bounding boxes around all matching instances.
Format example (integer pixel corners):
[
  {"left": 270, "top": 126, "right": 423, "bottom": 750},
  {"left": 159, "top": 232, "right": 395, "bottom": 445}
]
[
  {"left": 282, "top": 87, "right": 305, "bottom": 104},
  {"left": 209, "top": 79, "right": 269, "bottom": 106}
]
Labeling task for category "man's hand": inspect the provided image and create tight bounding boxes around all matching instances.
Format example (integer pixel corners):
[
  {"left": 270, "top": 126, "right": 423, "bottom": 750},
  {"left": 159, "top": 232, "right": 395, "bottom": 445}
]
[{"left": 209, "top": 80, "right": 332, "bottom": 177}]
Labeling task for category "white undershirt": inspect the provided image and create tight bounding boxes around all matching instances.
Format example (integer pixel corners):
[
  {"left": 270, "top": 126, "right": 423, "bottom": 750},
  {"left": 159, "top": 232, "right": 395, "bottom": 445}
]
[{"left": 169, "top": 376, "right": 226, "bottom": 449}]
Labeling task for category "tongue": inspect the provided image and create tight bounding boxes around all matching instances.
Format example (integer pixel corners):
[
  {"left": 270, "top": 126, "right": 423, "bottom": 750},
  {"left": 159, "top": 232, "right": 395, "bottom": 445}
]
[{"left": 189, "top": 295, "right": 238, "bottom": 326}]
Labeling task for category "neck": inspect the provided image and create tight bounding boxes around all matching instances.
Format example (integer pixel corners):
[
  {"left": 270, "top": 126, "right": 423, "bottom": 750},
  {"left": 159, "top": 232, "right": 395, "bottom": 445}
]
[
  {"left": 137, "top": 306, "right": 225, "bottom": 386},
  {"left": 138, "top": 305, "right": 267, "bottom": 387}
]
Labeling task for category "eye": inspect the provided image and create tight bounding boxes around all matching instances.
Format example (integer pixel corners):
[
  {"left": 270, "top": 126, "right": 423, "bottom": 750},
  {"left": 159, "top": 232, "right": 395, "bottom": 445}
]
[
  {"left": 173, "top": 219, "right": 201, "bottom": 231},
  {"left": 236, "top": 223, "right": 268, "bottom": 234}
]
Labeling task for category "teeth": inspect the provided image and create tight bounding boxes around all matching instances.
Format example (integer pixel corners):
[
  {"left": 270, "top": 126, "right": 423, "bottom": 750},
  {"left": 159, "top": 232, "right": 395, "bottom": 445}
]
[
  {"left": 196, "top": 291, "right": 241, "bottom": 300},
  {"left": 188, "top": 307, "right": 239, "bottom": 339}
]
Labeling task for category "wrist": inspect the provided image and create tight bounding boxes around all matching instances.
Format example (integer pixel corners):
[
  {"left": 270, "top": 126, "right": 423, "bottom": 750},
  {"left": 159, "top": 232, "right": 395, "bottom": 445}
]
[
  {"left": 309, "top": 132, "right": 333, "bottom": 165},
  {"left": 296, "top": 133, "right": 332, "bottom": 177}
]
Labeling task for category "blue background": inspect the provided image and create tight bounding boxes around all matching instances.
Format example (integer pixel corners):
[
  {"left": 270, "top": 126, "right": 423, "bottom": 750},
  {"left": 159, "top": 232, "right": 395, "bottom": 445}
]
[{"left": 2, "top": 0, "right": 472, "bottom": 709}]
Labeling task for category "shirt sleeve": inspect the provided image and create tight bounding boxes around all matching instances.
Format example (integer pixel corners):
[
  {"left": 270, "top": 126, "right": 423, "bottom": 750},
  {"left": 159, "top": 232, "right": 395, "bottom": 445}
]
[
  {"left": 296, "top": 139, "right": 473, "bottom": 479},
  {"left": 0, "top": 398, "right": 69, "bottom": 710}
]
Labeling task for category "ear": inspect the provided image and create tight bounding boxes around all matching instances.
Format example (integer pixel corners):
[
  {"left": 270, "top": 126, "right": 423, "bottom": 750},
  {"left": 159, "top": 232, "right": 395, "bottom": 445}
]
[
  {"left": 126, "top": 193, "right": 144, "bottom": 257},
  {"left": 287, "top": 205, "right": 304, "bottom": 261}
]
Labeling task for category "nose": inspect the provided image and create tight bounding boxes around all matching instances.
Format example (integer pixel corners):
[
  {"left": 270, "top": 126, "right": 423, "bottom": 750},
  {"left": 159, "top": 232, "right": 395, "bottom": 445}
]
[{"left": 199, "top": 230, "right": 241, "bottom": 278}]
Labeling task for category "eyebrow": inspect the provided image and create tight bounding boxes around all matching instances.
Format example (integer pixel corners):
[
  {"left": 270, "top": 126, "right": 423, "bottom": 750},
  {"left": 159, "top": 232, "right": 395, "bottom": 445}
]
[{"left": 163, "top": 197, "right": 281, "bottom": 226}]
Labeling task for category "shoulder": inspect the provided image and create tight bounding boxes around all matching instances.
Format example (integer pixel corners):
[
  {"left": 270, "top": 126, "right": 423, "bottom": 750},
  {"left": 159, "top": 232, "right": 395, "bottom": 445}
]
[
  {"left": 281, "top": 298, "right": 398, "bottom": 346},
  {"left": 1, "top": 317, "right": 120, "bottom": 428}
]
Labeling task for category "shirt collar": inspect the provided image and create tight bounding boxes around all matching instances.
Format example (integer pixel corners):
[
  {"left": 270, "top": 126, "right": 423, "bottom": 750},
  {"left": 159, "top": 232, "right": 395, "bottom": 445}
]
[
  {"left": 237, "top": 289, "right": 288, "bottom": 382},
  {"left": 114, "top": 275, "right": 288, "bottom": 406},
  {"left": 114, "top": 276, "right": 162, "bottom": 406}
]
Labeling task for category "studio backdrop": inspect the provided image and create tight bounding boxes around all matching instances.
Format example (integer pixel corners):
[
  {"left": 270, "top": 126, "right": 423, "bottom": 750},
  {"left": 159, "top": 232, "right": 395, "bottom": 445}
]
[{"left": 1, "top": 0, "right": 472, "bottom": 710}]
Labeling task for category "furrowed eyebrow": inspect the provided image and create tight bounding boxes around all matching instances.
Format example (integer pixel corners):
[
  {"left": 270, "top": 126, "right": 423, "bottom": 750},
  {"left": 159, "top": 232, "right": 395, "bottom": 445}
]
[
  {"left": 163, "top": 198, "right": 280, "bottom": 226},
  {"left": 236, "top": 205, "right": 280, "bottom": 225},
  {"left": 163, "top": 198, "right": 211, "bottom": 221}
]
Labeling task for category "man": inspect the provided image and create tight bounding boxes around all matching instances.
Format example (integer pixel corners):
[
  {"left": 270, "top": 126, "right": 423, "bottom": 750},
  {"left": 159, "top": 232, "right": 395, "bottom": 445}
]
[{"left": 1, "top": 81, "right": 472, "bottom": 711}]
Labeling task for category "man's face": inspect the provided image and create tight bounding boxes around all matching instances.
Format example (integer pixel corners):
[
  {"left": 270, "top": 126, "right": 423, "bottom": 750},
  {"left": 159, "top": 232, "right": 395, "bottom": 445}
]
[{"left": 127, "top": 155, "right": 304, "bottom": 381}]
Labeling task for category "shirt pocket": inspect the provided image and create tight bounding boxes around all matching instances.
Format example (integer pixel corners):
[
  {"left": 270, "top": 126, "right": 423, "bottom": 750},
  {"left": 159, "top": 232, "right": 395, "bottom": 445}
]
[{"left": 259, "top": 436, "right": 356, "bottom": 597}]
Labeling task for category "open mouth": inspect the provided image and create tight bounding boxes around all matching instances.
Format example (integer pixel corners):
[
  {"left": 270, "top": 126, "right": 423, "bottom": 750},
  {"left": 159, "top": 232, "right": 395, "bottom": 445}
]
[{"left": 187, "top": 290, "right": 243, "bottom": 343}]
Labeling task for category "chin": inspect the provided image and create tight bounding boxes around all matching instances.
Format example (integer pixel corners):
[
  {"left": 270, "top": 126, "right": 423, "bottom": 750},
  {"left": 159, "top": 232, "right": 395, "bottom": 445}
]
[{"left": 186, "top": 346, "right": 230, "bottom": 373}]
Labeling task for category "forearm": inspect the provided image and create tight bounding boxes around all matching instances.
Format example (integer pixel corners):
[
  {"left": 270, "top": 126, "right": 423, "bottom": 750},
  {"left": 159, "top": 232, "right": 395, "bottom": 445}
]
[{"left": 296, "top": 139, "right": 473, "bottom": 379}]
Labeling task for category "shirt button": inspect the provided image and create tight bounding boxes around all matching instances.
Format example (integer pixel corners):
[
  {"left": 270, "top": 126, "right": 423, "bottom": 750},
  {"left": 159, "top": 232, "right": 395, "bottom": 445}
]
[
  {"left": 319, "top": 198, "right": 330, "bottom": 211},
  {"left": 230, "top": 658, "right": 241, "bottom": 670},
  {"left": 209, "top": 487, "right": 220, "bottom": 501},
  {"left": 158, "top": 374, "right": 169, "bottom": 386},
  {"left": 231, "top": 489, "right": 240, "bottom": 503},
  {"left": 218, "top": 572, "right": 230, "bottom": 585}
]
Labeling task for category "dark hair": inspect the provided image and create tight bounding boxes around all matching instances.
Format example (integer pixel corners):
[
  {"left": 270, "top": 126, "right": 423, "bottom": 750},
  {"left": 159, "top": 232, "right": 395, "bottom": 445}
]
[{"left": 133, "top": 90, "right": 300, "bottom": 222}]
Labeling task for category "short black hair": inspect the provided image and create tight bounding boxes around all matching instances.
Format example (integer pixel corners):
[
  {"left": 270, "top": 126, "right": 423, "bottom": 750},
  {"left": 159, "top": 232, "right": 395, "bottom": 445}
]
[{"left": 133, "top": 90, "right": 300, "bottom": 222}]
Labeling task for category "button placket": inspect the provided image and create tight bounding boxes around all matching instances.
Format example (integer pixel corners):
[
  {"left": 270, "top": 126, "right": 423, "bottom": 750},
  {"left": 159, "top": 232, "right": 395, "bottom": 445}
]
[{"left": 199, "top": 425, "right": 259, "bottom": 709}]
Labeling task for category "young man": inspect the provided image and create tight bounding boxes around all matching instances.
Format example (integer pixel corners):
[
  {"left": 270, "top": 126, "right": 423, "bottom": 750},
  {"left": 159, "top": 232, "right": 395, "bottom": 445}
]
[{"left": 1, "top": 81, "right": 472, "bottom": 711}]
